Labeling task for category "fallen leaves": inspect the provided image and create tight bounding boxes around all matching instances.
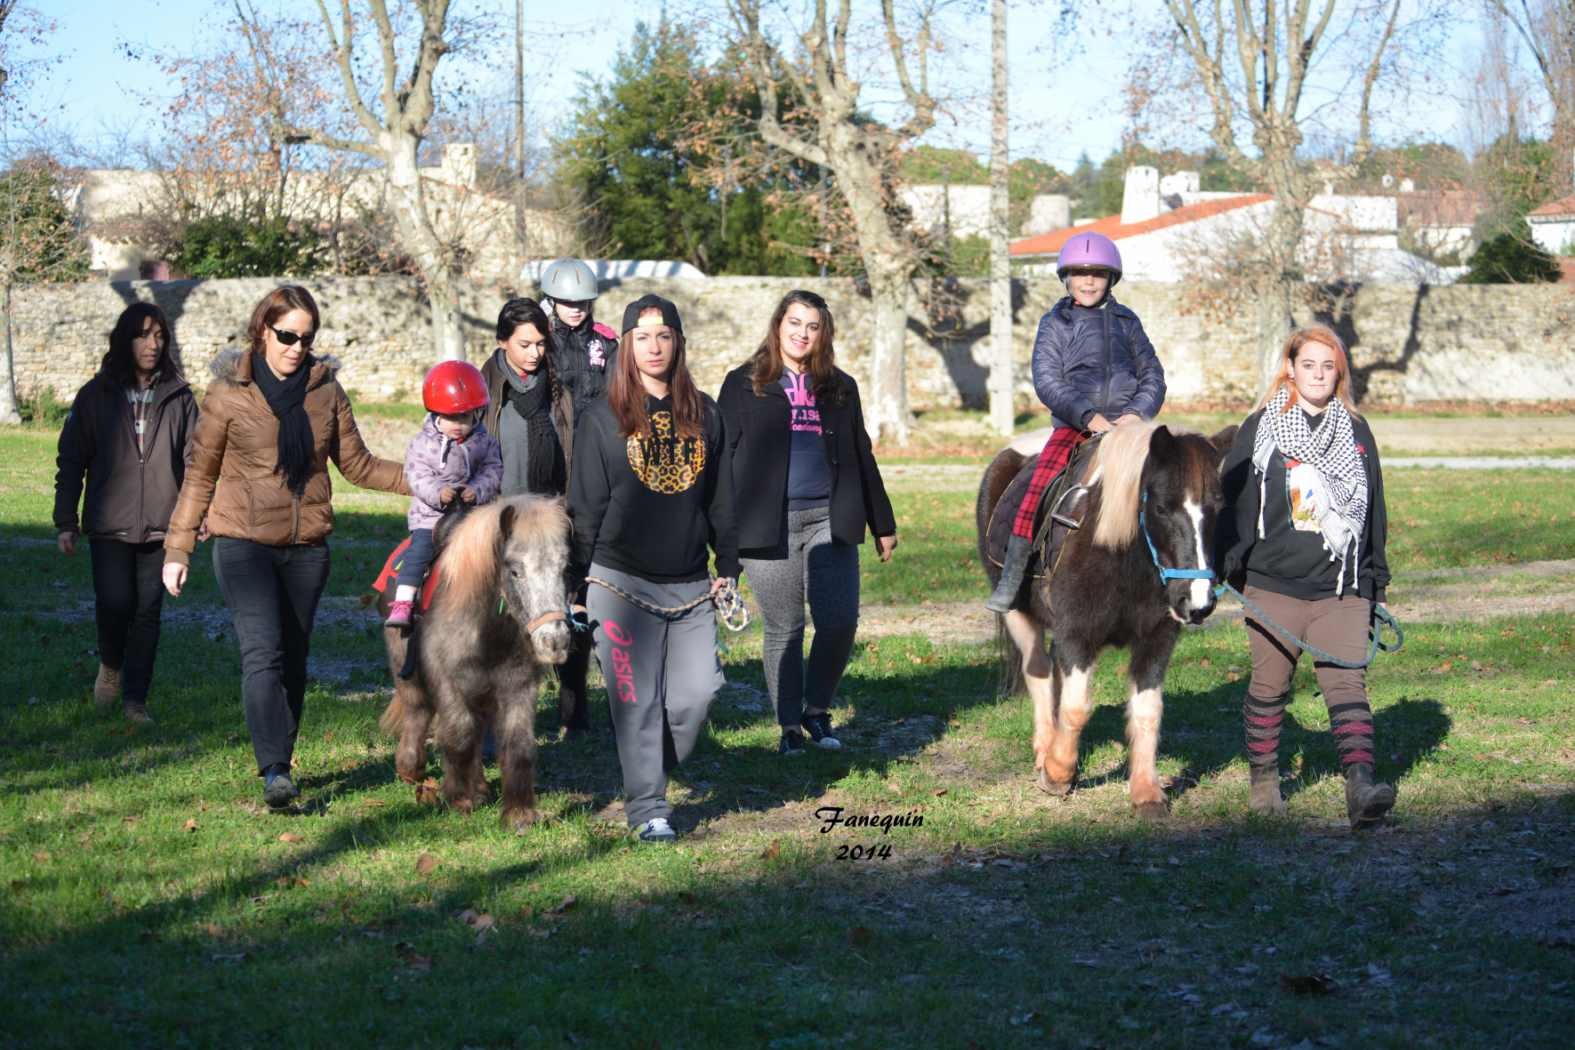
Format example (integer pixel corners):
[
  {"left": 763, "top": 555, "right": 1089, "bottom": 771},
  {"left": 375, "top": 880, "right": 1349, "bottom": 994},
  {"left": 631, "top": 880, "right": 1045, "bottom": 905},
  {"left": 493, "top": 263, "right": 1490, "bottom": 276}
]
[
  {"left": 847, "top": 926, "right": 873, "bottom": 949},
  {"left": 394, "top": 941, "right": 432, "bottom": 972},
  {"left": 278, "top": 832, "right": 304, "bottom": 844},
  {"left": 1279, "top": 973, "right": 1337, "bottom": 996},
  {"left": 182, "top": 819, "right": 199, "bottom": 833},
  {"left": 415, "top": 778, "right": 441, "bottom": 806},
  {"left": 415, "top": 852, "right": 439, "bottom": 876},
  {"left": 760, "top": 840, "right": 781, "bottom": 860},
  {"left": 31, "top": 851, "right": 50, "bottom": 863}
]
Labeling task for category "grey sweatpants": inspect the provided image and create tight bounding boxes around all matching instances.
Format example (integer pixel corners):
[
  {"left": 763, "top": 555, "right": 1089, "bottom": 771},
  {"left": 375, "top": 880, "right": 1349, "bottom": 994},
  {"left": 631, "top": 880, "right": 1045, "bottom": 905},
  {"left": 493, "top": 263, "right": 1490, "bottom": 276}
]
[
  {"left": 586, "top": 564, "right": 725, "bottom": 827},
  {"left": 740, "top": 505, "right": 861, "bottom": 729}
]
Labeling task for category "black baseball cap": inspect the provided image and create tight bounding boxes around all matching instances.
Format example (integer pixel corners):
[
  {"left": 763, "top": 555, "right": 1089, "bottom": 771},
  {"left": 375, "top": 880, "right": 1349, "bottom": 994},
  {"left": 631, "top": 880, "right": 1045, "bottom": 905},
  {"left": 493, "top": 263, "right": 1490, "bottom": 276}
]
[{"left": 620, "top": 294, "right": 684, "bottom": 336}]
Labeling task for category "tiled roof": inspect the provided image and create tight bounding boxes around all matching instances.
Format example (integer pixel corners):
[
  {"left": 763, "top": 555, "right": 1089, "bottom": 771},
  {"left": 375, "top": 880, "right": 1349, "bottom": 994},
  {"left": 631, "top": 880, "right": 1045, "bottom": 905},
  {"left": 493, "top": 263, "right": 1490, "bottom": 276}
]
[
  {"left": 1010, "top": 194, "right": 1273, "bottom": 257},
  {"left": 1529, "top": 194, "right": 1575, "bottom": 219},
  {"left": 1396, "top": 190, "right": 1485, "bottom": 227}
]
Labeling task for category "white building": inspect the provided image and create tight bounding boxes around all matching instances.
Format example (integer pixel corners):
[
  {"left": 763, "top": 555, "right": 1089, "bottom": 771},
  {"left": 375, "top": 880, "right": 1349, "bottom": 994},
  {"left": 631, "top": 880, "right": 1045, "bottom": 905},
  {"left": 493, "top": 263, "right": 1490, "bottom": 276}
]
[
  {"left": 1528, "top": 194, "right": 1575, "bottom": 255},
  {"left": 1011, "top": 166, "right": 1463, "bottom": 284},
  {"left": 900, "top": 183, "right": 1072, "bottom": 239}
]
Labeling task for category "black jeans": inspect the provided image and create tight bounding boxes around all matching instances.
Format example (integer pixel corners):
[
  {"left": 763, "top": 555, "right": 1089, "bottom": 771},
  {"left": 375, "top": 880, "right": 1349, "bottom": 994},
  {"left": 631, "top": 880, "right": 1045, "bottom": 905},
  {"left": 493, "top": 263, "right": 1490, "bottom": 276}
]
[
  {"left": 88, "top": 539, "right": 167, "bottom": 706},
  {"left": 212, "top": 538, "right": 331, "bottom": 775}
]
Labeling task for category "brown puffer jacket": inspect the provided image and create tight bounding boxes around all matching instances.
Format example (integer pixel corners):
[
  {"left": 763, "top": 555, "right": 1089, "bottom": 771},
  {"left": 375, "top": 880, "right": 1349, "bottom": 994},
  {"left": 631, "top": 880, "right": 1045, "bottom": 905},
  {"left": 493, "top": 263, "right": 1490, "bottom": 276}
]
[{"left": 164, "top": 348, "right": 408, "bottom": 567}]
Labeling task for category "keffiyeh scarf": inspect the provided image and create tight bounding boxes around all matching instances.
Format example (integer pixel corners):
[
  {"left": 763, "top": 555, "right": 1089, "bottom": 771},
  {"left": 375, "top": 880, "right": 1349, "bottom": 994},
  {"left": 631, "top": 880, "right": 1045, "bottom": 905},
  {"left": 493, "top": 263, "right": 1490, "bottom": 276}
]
[{"left": 1251, "top": 387, "right": 1368, "bottom": 593}]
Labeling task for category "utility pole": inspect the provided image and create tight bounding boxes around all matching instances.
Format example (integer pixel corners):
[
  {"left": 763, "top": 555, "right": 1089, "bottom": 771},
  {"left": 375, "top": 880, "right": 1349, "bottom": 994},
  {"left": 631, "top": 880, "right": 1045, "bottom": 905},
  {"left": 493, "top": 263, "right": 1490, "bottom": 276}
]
[
  {"left": 513, "top": 0, "right": 528, "bottom": 270},
  {"left": 987, "top": 0, "right": 1013, "bottom": 436}
]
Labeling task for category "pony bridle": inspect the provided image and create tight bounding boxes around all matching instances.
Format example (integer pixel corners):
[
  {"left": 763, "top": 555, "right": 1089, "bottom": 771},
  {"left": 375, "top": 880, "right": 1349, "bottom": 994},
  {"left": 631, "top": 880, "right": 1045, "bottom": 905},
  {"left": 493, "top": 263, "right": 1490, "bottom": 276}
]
[
  {"left": 1138, "top": 490, "right": 1215, "bottom": 588},
  {"left": 523, "top": 608, "right": 569, "bottom": 634}
]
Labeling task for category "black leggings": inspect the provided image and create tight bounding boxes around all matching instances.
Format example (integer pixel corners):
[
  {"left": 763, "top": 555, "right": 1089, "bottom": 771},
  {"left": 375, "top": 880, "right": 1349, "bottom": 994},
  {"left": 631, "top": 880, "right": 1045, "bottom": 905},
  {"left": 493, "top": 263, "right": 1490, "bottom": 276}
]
[
  {"left": 88, "top": 539, "right": 167, "bottom": 706},
  {"left": 212, "top": 538, "right": 331, "bottom": 775}
]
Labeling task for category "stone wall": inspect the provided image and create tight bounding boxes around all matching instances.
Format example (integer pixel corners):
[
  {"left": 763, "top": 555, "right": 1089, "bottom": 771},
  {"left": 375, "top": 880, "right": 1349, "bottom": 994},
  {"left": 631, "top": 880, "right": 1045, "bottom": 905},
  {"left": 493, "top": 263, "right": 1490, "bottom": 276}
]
[{"left": 11, "top": 276, "right": 1575, "bottom": 408}]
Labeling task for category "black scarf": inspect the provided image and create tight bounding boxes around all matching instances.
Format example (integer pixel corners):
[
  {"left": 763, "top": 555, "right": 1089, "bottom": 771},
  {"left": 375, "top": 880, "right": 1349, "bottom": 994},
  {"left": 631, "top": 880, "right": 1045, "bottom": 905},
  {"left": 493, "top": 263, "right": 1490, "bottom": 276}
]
[
  {"left": 251, "top": 351, "right": 315, "bottom": 496},
  {"left": 499, "top": 365, "right": 566, "bottom": 494}
]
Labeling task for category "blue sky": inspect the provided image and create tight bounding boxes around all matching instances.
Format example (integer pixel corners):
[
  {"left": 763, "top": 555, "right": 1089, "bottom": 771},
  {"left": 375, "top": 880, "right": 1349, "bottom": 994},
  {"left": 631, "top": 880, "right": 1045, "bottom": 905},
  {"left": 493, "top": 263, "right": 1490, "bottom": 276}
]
[{"left": 7, "top": 0, "right": 1514, "bottom": 172}]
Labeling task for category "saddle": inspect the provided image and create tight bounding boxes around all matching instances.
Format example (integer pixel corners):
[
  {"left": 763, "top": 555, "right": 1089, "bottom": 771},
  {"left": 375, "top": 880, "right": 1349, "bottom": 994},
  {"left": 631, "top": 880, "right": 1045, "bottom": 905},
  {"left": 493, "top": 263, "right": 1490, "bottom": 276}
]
[
  {"left": 985, "top": 436, "right": 1102, "bottom": 581},
  {"left": 368, "top": 503, "right": 473, "bottom": 619}
]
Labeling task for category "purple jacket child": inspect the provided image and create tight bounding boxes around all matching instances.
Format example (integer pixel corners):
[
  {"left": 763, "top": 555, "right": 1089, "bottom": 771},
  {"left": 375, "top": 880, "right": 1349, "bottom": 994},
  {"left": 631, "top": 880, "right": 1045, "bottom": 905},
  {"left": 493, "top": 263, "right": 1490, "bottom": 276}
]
[{"left": 404, "top": 415, "right": 504, "bottom": 530}]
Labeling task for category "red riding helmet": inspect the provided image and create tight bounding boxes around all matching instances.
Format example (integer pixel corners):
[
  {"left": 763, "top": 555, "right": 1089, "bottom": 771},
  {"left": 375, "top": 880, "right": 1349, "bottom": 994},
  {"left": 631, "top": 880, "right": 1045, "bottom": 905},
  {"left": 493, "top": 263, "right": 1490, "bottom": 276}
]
[{"left": 422, "top": 360, "right": 490, "bottom": 415}]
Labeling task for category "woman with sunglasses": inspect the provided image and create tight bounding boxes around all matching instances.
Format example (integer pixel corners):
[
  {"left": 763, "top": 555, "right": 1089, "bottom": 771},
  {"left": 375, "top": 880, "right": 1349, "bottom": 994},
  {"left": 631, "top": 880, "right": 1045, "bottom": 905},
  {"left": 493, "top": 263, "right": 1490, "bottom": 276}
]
[{"left": 161, "top": 285, "right": 408, "bottom": 809}]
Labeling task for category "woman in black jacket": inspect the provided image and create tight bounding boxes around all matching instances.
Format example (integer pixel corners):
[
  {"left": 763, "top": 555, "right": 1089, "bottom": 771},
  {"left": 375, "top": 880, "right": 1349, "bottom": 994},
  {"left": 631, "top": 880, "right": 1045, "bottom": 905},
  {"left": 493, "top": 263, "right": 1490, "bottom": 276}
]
[
  {"left": 718, "top": 290, "right": 897, "bottom": 755},
  {"left": 54, "top": 302, "right": 198, "bottom": 723},
  {"left": 1217, "top": 325, "right": 1394, "bottom": 828}
]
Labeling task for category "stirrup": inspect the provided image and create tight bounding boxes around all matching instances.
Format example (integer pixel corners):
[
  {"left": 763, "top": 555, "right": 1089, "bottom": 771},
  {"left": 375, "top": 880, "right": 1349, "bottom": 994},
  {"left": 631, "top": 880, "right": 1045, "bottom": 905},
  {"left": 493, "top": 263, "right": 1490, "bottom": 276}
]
[{"left": 1049, "top": 485, "right": 1089, "bottom": 529}]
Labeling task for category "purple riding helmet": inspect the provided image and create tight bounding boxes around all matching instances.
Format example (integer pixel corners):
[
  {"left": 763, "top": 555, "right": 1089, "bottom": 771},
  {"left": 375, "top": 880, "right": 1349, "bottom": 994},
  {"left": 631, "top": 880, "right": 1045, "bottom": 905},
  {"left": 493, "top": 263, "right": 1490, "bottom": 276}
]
[{"left": 1056, "top": 231, "right": 1123, "bottom": 287}]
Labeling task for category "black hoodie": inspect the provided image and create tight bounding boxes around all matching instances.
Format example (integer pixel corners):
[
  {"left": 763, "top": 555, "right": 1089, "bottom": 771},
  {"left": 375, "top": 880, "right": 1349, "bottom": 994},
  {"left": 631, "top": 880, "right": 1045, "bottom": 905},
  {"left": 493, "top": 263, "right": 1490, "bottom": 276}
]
[{"left": 568, "top": 393, "right": 740, "bottom": 585}]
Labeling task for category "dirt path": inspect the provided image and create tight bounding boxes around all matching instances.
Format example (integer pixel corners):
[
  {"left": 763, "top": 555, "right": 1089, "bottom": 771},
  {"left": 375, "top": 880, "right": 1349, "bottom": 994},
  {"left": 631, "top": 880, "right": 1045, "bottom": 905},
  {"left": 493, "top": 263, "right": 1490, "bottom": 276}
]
[{"left": 856, "top": 558, "right": 1575, "bottom": 641}]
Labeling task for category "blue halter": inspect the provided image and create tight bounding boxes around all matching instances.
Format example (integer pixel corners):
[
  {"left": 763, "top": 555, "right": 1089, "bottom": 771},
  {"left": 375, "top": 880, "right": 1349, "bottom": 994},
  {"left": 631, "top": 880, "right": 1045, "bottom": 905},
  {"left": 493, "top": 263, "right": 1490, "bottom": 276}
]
[{"left": 1139, "top": 491, "right": 1215, "bottom": 587}]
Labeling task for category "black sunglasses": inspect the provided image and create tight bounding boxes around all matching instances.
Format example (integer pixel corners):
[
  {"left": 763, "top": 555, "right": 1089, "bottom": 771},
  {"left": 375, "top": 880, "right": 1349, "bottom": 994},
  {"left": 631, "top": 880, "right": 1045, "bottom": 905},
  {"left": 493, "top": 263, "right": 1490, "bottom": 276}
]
[{"left": 269, "top": 324, "right": 316, "bottom": 349}]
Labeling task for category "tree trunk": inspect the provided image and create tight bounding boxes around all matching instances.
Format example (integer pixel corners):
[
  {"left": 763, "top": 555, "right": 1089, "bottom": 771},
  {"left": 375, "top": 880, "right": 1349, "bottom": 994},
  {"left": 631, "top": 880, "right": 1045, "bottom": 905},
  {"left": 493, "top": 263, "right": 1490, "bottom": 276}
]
[
  {"left": 0, "top": 280, "right": 20, "bottom": 425},
  {"left": 384, "top": 133, "right": 467, "bottom": 362},
  {"left": 513, "top": 0, "right": 528, "bottom": 269},
  {"left": 864, "top": 269, "right": 912, "bottom": 445},
  {"left": 987, "top": 0, "right": 1013, "bottom": 436},
  {"left": 1253, "top": 171, "right": 1308, "bottom": 389}
]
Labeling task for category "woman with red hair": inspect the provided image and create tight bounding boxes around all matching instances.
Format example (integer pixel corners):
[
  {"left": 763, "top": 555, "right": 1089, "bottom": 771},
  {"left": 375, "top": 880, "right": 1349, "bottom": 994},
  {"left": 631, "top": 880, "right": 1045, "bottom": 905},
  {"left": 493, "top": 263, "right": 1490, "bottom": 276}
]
[{"left": 1217, "top": 325, "right": 1395, "bottom": 828}]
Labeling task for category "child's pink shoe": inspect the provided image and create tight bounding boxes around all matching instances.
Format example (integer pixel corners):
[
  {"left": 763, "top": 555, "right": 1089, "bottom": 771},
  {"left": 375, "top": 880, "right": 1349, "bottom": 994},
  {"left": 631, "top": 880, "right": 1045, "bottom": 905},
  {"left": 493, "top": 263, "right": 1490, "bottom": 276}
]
[{"left": 385, "top": 600, "right": 414, "bottom": 628}]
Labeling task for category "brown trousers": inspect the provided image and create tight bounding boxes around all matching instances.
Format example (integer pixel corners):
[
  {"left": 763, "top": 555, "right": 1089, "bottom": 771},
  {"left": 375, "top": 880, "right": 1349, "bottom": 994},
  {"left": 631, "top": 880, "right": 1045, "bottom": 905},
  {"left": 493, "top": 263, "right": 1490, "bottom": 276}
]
[{"left": 1244, "top": 585, "right": 1372, "bottom": 707}]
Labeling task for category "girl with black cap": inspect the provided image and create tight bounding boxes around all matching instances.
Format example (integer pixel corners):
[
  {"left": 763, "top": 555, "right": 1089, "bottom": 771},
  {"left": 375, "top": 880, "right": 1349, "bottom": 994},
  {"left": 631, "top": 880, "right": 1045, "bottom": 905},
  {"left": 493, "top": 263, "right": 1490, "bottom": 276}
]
[{"left": 568, "top": 294, "right": 739, "bottom": 842}]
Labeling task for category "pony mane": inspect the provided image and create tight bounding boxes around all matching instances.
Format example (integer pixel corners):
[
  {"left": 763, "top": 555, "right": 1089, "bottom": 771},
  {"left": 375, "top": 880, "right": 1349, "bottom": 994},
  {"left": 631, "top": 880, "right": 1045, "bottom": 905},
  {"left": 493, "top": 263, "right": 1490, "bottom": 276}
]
[
  {"left": 435, "top": 502, "right": 508, "bottom": 609},
  {"left": 1089, "top": 421, "right": 1162, "bottom": 550},
  {"left": 434, "top": 495, "right": 571, "bottom": 611}
]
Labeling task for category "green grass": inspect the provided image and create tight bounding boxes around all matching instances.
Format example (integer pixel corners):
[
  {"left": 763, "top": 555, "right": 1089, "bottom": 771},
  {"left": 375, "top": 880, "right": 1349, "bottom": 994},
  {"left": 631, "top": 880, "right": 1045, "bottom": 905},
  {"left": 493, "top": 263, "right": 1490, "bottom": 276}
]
[
  {"left": 5, "top": 425, "right": 1574, "bottom": 1046},
  {"left": 3, "top": 611, "right": 1573, "bottom": 1046}
]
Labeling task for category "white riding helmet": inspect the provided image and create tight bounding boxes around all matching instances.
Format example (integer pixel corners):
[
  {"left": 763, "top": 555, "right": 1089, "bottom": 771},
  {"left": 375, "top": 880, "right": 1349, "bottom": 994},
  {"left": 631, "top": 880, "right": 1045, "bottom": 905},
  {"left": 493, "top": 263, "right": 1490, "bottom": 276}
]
[{"left": 539, "top": 258, "right": 600, "bottom": 303}]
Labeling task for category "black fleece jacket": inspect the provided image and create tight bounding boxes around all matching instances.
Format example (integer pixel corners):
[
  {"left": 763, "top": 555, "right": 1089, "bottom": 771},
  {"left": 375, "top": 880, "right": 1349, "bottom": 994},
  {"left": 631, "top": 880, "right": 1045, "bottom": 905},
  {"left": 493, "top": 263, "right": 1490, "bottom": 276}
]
[
  {"left": 716, "top": 363, "right": 897, "bottom": 551},
  {"left": 568, "top": 393, "right": 740, "bottom": 585},
  {"left": 1216, "top": 407, "right": 1390, "bottom": 602}
]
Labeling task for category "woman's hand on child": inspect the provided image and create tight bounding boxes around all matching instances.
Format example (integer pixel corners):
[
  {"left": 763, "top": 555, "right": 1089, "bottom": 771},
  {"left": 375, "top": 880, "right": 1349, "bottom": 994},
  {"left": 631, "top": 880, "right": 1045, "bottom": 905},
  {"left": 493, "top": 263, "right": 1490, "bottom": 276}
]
[
  {"left": 460, "top": 486, "right": 477, "bottom": 504},
  {"left": 439, "top": 486, "right": 456, "bottom": 506},
  {"left": 1086, "top": 413, "right": 1114, "bottom": 433},
  {"left": 1115, "top": 413, "right": 1143, "bottom": 427}
]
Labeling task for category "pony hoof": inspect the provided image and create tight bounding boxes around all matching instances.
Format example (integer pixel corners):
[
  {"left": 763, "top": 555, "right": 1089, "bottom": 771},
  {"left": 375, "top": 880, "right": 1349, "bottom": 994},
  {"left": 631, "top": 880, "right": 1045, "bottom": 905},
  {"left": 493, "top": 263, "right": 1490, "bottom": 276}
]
[
  {"left": 1036, "top": 769, "right": 1076, "bottom": 797},
  {"left": 503, "top": 807, "right": 542, "bottom": 833},
  {"left": 449, "top": 796, "right": 475, "bottom": 815},
  {"left": 1133, "top": 800, "right": 1169, "bottom": 821},
  {"left": 396, "top": 768, "right": 423, "bottom": 786}
]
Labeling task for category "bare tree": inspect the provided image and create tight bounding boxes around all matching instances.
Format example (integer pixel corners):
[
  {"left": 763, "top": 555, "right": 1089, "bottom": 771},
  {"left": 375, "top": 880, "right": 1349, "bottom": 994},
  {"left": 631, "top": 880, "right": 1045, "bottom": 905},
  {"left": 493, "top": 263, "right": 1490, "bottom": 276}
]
[
  {"left": 726, "top": 0, "right": 942, "bottom": 443},
  {"left": 241, "top": 0, "right": 470, "bottom": 361},
  {"left": 987, "top": 0, "right": 1012, "bottom": 436},
  {"left": 1154, "top": 0, "right": 1405, "bottom": 383},
  {"left": 1486, "top": 1, "right": 1575, "bottom": 187}
]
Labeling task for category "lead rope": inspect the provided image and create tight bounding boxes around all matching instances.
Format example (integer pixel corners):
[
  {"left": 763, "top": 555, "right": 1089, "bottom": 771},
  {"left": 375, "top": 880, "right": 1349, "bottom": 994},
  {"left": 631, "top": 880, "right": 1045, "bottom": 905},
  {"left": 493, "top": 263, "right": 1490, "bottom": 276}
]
[
  {"left": 585, "top": 575, "right": 750, "bottom": 632},
  {"left": 1213, "top": 581, "right": 1403, "bottom": 670}
]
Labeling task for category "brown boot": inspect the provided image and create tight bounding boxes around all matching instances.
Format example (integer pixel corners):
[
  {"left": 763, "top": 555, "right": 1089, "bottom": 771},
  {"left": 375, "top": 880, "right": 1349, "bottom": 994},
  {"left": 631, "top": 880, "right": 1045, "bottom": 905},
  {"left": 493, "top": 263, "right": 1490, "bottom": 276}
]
[
  {"left": 1249, "top": 766, "right": 1285, "bottom": 814},
  {"left": 93, "top": 664, "right": 121, "bottom": 706},
  {"left": 123, "top": 702, "right": 153, "bottom": 725},
  {"left": 1344, "top": 764, "right": 1396, "bottom": 830}
]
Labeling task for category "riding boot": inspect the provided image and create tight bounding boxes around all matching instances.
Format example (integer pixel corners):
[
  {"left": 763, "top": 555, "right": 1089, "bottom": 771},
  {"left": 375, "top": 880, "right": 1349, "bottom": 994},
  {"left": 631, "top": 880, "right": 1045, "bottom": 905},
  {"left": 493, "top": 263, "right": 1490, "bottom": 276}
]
[
  {"left": 1344, "top": 763, "right": 1396, "bottom": 830},
  {"left": 1248, "top": 765, "right": 1285, "bottom": 815},
  {"left": 986, "top": 535, "right": 1033, "bottom": 614}
]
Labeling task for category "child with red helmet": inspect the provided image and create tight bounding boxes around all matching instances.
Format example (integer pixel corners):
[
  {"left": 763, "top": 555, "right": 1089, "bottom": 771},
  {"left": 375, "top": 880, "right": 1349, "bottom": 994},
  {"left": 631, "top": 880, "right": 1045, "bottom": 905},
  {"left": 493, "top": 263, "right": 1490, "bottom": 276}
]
[
  {"left": 986, "top": 230, "right": 1167, "bottom": 612},
  {"left": 386, "top": 360, "right": 504, "bottom": 627}
]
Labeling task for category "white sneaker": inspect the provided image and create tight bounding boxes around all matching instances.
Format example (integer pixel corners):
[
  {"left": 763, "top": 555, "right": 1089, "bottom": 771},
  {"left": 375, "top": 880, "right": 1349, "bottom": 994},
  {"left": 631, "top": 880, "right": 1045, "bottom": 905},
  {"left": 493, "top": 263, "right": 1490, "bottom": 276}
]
[{"left": 635, "top": 817, "right": 676, "bottom": 842}]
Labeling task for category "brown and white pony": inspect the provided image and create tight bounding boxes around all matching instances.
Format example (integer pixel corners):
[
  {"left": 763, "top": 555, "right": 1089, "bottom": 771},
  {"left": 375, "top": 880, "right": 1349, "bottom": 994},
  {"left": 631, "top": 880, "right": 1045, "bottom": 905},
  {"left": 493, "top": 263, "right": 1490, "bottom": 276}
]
[
  {"left": 976, "top": 423, "right": 1235, "bottom": 817},
  {"left": 380, "top": 495, "right": 573, "bottom": 831}
]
